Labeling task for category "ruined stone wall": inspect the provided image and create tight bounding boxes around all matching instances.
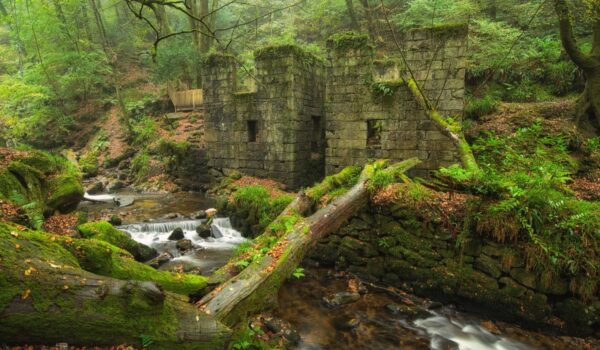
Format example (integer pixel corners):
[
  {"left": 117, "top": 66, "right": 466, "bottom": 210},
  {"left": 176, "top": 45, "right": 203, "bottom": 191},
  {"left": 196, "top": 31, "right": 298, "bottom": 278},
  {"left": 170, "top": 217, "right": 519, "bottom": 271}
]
[
  {"left": 308, "top": 204, "right": 600, "bottom": 337},
  {"left": 202, "top": 47, "right": 325, "bottom": 188},
  {"left": 324, "top": 26, "right": 467, "bottom": 178},
  {"left": 203, "top": 25, "right": 468, "bottom": 187}
]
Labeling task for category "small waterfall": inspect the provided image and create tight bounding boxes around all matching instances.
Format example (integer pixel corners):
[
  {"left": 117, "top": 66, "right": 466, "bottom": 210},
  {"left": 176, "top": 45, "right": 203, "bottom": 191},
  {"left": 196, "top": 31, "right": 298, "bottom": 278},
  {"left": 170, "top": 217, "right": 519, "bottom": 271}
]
[
  {"left": 121, "top": 219, "right": 204, "bottom": 234},
  {"left": 119, "top": 217, "right": 247, "bottom": 272},
  {"left": 84, "top": 192, "right": 115, "bottom": 202},
  {"left": 414, "top": 315, "right": 535, "bottom": 350}
]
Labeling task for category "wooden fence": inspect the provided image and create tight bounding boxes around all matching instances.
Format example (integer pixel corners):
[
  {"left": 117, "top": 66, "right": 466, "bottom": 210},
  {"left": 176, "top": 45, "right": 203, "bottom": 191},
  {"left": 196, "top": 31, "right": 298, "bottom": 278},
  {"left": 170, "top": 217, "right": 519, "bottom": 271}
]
[{"left": 168, "top": 89, "right": 203, "bottom": 112}]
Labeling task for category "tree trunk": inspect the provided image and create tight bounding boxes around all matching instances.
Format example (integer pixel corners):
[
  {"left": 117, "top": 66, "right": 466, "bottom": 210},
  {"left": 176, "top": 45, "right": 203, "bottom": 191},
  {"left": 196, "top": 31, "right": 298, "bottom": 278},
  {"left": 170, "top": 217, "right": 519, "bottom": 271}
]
[
  {"left": 0, "top": 228, "right": 231, "bottom": 347},
  {"left": 406, "top": 79, "right": 479, "bottom": 172},
  {"left": 553, "top": 0, "right": 600, "bottom": 128},
  {"left": 51, "top": 0, "right": 79, "bottom": 53},
  {"left": 378, "top": 1, "right": 480, "bottom": 172},
  {"left": 0, "top": 0, "right": 7, "bottom": 17},
  {"left": 198, "top": 159, "right": 420, "bottom": 326},
  {"left": 345, "top": 0, "right": 360, "bottom": 30},
  {"left": 199, "top": 0, "right": 211, "bottom": 53},
  {"left": 203, "top": 192, "right": 312, "bottom": 288},
  {"left": 359, "top": 0, "right": 376, "bottom": 39},
  {"left": 152, "top": 4, "right": 171, "bottom": 36}
]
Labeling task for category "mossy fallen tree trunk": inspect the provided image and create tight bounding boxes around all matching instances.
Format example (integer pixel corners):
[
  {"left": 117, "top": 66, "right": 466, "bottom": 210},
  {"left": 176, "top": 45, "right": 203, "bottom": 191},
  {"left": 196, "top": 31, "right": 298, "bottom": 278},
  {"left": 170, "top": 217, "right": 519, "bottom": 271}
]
[
  {"left": 205, "top": 192, "right": 312, "bottom": 288},
  {"left": 198, "top": 159, "right": 420, "bottom": 326},
  {"left": 0, "top": 223, "right": 231, "bottom": 347}
]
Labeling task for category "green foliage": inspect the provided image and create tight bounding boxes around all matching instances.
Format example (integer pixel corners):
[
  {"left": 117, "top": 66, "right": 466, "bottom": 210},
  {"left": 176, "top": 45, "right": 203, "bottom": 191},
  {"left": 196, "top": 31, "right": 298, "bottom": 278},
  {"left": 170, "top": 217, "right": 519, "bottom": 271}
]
[
  {"left": 292, "top": 267, "right": 305, "bottom": 279},
  {"left": 233, "top": 185, "right": 294, "bottom": 234},
  {"left": 398, "top": 0, "right": 478, "bottom": 29},
  {"left": 230, "top": 325, "right": 276, "bottom": 350},
  {"left": 465, "top": 94, "right": 499, "bottom": 120},
  {"left": 378, "top": 237, "right": 391, "bottom": 248},
  {"left": 154, "top": 138, "right": 190, "bottom": 172},
  {"left": 131, "top": 117, "right": 158, "bottom": 146},
  {"left": 140, "top": 334, "right": 154, "bottom": 348},
  {"left": 583, "top": 136, "right": 600, "bottom": 153},
  {"left": 131, "top": 151, "right": 151, "bottom": 183},
  {"left": 439, "top": 122, "right": 599, "bottom": 282},
  {"left": 371, "top": 81, "right": 404, "bottom": 97}
]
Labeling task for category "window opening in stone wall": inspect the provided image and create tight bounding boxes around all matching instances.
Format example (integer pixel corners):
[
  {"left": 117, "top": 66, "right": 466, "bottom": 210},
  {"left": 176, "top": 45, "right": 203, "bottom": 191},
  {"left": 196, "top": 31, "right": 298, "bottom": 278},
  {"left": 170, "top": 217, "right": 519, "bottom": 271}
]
[
  {"left": 311, "top": 115, "right": 322, "bottom": 153},
  {"left": 247, "top": 120, "right": 258, "bottom": 142},
  {"left": 367, "top": 119, "right": 382, "bottom": 147}
]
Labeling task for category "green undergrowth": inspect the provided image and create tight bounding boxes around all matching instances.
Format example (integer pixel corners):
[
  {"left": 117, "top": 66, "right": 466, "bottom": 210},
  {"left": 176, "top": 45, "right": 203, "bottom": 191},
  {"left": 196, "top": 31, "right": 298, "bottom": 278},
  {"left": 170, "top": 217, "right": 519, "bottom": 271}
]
[
  {"left": 230, "top": 213, "right": 303, "bottom": 272},
  {"left": 231, "top": 185, "right": 294, "bottom": 237},
  {"left": 306, "top": 165, "right": 361, "bottom": 205},
  {"left": 0, "top": 149, "right": 83, "bottom": 228},
  {"left": 437, "top": 122, "right": 600, "bottom": 296},
  {"left": 229, "top": 324, "right": 281, "bottom": 350}
]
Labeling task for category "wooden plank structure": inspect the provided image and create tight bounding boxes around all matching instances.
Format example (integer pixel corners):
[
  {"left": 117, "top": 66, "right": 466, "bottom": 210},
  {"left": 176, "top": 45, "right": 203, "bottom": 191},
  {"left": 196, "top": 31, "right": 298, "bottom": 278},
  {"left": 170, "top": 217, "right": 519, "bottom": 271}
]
[{"left": 169, "top": 88, "right": 203, "bottom": 112}]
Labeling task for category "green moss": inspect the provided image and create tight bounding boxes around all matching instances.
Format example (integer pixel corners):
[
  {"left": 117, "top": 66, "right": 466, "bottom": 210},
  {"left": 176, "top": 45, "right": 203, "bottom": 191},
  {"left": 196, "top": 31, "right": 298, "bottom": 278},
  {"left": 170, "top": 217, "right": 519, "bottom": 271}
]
[
  {"left": 254, "top": 44, "right": 322, "bottom": 64},
  {"left": 45, "top": 174, "right": 84, "bottom": 214},
  {"left": 306, "top": 165, "right": 362, "bottom": 203},
  {"left": 425, "top": 23, "right": 469, "bottom": 39},
  {"left": 79, "top": 149, "right": 99, "bottom": 176},
  {"left": 327, "top": 32, "right": 374, "bottom": 53},
  {"left": 231, "top": 185, "right": 294, "bottom": 237},
  {"left": 205, "top": 53, "right": 236, "bottom": 67},
  {"left": 77, "top": 221, "right": 155, "bottom": 262},
  {"left": 0, "top": 224, "right": 226, "bottom": 346},
  {"left": 0, "top": 150, "right": 83, "bottom": 226}
]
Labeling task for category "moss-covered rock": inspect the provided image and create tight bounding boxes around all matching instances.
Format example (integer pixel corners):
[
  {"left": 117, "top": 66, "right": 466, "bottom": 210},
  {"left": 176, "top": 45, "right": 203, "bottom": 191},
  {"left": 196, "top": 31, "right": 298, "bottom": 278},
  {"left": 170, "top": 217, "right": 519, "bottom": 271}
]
[
  {"left": 0, "top": 149, "right": 83, "bottom": 227},
  {"left": 77, "top": 221, "right": 157, "bottom": 262},
  {"left": 0, "top": 222, "right": 229, "bottom": 347},
  {"left": 59, "top": 237, "right": 205, "bottom": 295}
]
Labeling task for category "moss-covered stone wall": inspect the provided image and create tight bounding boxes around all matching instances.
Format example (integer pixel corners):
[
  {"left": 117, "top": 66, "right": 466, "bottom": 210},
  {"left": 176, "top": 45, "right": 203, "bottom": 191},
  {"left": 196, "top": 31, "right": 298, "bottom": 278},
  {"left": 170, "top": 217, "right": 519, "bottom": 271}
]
[
  {"left": 325, "top": 27, "right": 466, "bottom": 178},
  {"left": 202, "top": 26, "right": 467, "bottom": 187},
  {"left": 308, "top": 203, "right": 600, "bottom": 337},
  {"left": 202, "top": 47, "right": 325, "bottom": 188}
]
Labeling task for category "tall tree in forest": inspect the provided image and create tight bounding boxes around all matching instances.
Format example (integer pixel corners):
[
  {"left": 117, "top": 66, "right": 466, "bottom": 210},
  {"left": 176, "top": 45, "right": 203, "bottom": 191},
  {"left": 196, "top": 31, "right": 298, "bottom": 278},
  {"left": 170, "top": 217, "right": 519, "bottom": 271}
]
[
  {"left": 553, "top": 0, "right": 600, "bottom": 128},
  {"left": 345, "top": 0, "right": 360, "bottom": 29}
]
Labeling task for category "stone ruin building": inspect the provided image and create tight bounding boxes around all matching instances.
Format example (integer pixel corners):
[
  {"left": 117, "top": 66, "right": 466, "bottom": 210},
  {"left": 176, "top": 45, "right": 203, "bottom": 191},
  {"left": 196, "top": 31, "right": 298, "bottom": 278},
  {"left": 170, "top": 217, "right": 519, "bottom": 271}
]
[{"left": 201, "top": 25, "right": 468, "bottom": 188}]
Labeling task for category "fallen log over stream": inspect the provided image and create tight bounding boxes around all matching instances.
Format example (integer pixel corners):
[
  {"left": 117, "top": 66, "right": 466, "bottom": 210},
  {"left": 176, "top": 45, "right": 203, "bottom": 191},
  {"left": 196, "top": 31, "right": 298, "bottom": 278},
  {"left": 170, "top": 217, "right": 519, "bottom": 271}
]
[{"left": 198, "top": 158, "right": 421, "bottom": 326}]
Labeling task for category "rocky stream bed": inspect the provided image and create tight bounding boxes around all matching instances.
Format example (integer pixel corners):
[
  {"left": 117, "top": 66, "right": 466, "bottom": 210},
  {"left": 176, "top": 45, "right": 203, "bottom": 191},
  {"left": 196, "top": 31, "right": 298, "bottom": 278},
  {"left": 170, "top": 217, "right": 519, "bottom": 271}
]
[{"left": 75, "top": 190, "right": 599, "bottom": 350}]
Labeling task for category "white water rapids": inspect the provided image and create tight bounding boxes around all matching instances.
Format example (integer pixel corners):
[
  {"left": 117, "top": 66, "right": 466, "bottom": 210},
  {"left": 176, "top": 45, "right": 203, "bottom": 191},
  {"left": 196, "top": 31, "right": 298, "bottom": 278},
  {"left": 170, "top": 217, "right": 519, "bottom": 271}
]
[
  {"left": 119, "top": 218, "right": 247, "bottom": 274},
  {"left": 414, "top": 314, "right": 536, "bottom": 350}
]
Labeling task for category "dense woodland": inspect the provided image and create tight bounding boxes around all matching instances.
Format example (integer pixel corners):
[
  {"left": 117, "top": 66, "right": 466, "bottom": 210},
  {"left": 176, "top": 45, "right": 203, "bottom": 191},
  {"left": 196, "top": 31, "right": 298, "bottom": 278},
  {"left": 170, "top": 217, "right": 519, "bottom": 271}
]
[{"left": 0, "top": 1, "right": 599, "bottom": 349}]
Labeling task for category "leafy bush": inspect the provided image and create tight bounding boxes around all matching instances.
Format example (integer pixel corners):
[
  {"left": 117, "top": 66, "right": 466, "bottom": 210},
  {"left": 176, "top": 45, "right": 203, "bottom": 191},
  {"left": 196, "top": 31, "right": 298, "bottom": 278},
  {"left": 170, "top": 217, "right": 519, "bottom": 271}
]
[
  {"left": 130, "top": 151, "right": 151, "bottom": 182},
  {"left": 154, "top": 138, "right": 190, "bottom": 171},
  {"left": 465, "top": 94, "right": 499, "bottom": 120},
  {"left": 131, "top": 117, "right": 157, "bottom": 146},
  {"left": 233, "top": 185, "right": 294, "bottom": 232}
]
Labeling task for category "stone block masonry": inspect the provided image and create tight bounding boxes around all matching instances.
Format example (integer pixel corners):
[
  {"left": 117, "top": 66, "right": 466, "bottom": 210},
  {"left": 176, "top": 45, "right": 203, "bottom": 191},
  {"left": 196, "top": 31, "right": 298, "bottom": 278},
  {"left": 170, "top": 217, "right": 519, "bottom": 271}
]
[{"left": 202, "top": 24, "right": 468, "bottom": 187}]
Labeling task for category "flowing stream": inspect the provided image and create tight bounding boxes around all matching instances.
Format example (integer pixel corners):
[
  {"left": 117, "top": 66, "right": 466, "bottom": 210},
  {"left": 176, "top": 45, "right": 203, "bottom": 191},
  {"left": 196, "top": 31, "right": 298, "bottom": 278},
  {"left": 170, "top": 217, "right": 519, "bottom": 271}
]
[
  {"left": 120, "top": 218, "right": 246, "bottom": 274},
  {"left": 80, "top": 191, "right": 595, "bottom": 350}
]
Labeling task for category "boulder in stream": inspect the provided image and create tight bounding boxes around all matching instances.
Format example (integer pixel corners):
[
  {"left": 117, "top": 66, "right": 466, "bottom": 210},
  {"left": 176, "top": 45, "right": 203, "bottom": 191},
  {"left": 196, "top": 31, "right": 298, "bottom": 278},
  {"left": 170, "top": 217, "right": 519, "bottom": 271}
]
[
  {"left": 168, "top": 227, "right": 185, "bottom": 240},
  {"left": 86, "top": 181, "right": 104, "bottom": 195},
  {"left": 176, "top": 239, "right": 193, "bottom": 251},
  {"left": 148, "top": 252, "right": 173, "bottom": 268},
  {"left": 323, "top": 291, "right": 360, "bottom": 308},
  {"left": 196, "top": 224, "right": 212, "bottom": 239}
]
